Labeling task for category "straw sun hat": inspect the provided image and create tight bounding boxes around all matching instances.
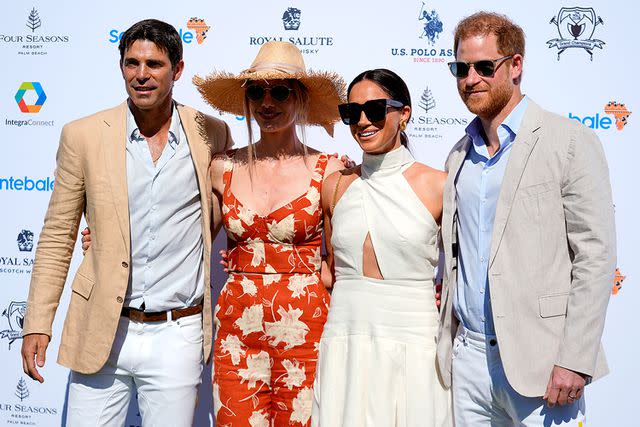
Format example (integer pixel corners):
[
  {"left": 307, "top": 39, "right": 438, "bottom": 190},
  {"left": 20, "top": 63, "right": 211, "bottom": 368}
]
[{"left": 193, "top": 41, "right": 346, "bottom": 133}]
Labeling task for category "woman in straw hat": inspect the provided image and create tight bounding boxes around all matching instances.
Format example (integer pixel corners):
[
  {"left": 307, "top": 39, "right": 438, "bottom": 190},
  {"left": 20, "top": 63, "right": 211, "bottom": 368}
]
[
  {"left": 193, "top": 41, "right": 346, "bottom": 426},
  {"left": 312, "top": 69, "right": 452, "bottom": 426}
]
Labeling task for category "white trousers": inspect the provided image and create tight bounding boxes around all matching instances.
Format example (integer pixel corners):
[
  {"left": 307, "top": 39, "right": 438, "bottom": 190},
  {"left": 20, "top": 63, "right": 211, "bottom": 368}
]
[
  {"left": 65, "top": 313, "right": 204, "bottom": 427},
  {"left": 452, "top": 325, "right": 586, "bottom": 427}
]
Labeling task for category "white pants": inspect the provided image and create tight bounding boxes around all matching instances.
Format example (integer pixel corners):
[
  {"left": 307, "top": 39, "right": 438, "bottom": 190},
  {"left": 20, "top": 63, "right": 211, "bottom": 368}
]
[
  {"left": 65, "top": 313, "right": 204, "bottom": 427},
  {"left": 452, "top": 325, "right": 586, "bottom": 427}
]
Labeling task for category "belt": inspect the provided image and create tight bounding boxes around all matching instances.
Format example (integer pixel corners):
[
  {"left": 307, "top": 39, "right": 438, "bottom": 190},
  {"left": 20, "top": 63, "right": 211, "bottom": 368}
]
[{"left": 121, "top": 304, "right": 203, "bottom": 322}]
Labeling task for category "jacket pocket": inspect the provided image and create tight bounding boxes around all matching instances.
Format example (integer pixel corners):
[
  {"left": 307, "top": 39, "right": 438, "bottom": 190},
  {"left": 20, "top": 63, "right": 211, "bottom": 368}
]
[
  {"left": 538, "top": 292, "right": 569, "bottom": 318},
  {"left": 71, "top": 272, "right": 95, "bottom": 300}
]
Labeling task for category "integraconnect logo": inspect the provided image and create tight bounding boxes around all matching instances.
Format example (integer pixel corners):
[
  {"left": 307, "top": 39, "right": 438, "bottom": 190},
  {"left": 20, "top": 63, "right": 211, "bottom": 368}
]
[
  {"left": 390, "top": 2, "right": 453, "bottom": 63},
  {"left": 109, "top": 17, "right": 211, "bottom": 46},
  {"left": 568, "top": 101, "right": 632, "bottom": 132},
  {"left": 15, "top": 82, "right": 46, "bottom": 113},
  {"left": 547, "top": 7, "right": 605, "bottom": 61},
  {"left": 248, "top": 7, "right": 333, "bottom": 55},
  {"left": 612, "top": 268, "right": 626, "bottom": 295},
  {"left": 1, "top": 301, "right": 26, "bottom": 350},
  {"left": 407, "top": 86, "right": 468, "bottom": 142},
  {"left": 0, "top": 378, "right": 59, "bottom": 419},
  {"left": 0, "top": 8, "right": 71, "bottom": 56}
]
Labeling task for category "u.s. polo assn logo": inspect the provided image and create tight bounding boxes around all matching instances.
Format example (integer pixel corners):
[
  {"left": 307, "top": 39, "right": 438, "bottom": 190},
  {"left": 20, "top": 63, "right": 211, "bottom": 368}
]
[{"left": 547, "top": 7, "right": 605, "bottom": 60}]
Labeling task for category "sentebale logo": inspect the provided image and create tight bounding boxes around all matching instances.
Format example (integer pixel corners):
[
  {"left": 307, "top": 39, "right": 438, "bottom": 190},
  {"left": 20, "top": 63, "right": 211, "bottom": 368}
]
[
  {"left": 604, "top": 101, "right": 632, "bottom": 131},
  {"left": 612, "top": 268, "right": 626, "bottom": 295},
  {"left": 548, "top": 7, "right": 605, "bottom": 61},
  {"left": 186, "top": 17, "right": 211, "bottom": 44},
  {"left": 15, "top": 82, "right": 46, "bottom": 113}
]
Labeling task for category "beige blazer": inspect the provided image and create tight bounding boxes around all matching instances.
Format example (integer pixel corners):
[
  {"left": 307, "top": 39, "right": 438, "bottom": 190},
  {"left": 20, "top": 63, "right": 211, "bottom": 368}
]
[
  {"left": 436, "top": 100, "right": 616, "bottom": 397},
  {"left": 23, "top": 101, "right": 232, "bottom": 374}
]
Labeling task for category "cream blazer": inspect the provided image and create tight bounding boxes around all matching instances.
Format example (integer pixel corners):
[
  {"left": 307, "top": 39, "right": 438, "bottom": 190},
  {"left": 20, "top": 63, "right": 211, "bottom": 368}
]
[{"left": 23, "top": 101, "right": 232, "bottom": 374}]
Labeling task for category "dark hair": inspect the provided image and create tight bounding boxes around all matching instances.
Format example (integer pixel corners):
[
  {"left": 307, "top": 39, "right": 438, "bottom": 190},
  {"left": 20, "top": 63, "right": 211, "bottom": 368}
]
[
  {"left": 347, "top": 69, "right": 412, "bottom": 147},
  {"left": 119, "top": 19, "right": 183, "bottom": 68}
]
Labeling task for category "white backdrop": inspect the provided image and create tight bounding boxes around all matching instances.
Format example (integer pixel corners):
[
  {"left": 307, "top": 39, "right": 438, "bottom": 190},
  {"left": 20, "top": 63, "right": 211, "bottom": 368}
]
[{"left": 0, "top": 1, "right": 636, "bottom": 425}]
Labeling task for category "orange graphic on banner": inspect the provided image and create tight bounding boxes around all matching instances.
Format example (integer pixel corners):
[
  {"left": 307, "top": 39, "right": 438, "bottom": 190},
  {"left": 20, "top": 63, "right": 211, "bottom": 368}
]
[
  {"left": 187, "top": 18, "right": 210, "bottom": 44},
  {"left": 604, "top": 101, "right": 632, "bottom": 131},
  {"left": 612, "top": 268, "right": 626, "bottom": 295}
]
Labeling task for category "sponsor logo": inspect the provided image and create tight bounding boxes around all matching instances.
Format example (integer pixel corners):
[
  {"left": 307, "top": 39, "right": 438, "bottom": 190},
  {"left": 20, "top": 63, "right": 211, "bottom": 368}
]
[
  {"left": 1, "top": 301, "right": 26, "bottom": 349},
  {"left": 0, "top": 176, "right": 55, "bottom": 192},
  {"left": 17, "top": 230, "right": 34, "bottom": 252},
  {"left": 186, "top": 17, "right": 211, "bottom": 44},
  {"left": 548, "top": 7, "right": 605, "bottom": 61},
  {"left": 282, "top": 7, "right": 302, "bottom": 30},
  {"left": 407, "top": 86, "right": 468, "bottom": 141},
  {"left": 0, "top": 378, "right": 59, "bottom": 419},
  {"left": 1, "top": 229, "right": 37, "bottom": 276},
  {"left": 15, "top": 82, "right": 47, "bottom": 113},
  {"left": 248, "top": 7, "right": 333, "bottom": 55},
  {"left": 390, "top": 2, "right": 453, "bottom": 63},
  {"left": 568, "top": 101, "right": 632, "bottom": 131},
  {"left": 612, "top": 268, "right": 626, "bottom": 295},
  {"left": 604, "top": 101, "right": 632, "bottom": 131},
  {"left": 0, "top": 8, "right": 71, "bottom": 56},
  {"left": 109, "top": 17, "right": 211, "bottom": 46}
]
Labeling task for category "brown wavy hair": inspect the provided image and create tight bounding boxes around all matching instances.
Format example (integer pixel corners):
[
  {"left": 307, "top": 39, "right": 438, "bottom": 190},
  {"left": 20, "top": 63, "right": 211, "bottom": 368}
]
[{"left": 453, "top": 12, "right": 525, "bottom": 58}]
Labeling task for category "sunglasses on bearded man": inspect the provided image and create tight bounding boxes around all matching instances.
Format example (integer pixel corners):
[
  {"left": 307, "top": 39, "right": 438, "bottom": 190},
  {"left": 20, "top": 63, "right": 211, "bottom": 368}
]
[
  {"left": 447, "top": 55, "right": 513, "bottom": 78},
  {"left": 338, "top": 99, "right": 404, "bottom": 125}
]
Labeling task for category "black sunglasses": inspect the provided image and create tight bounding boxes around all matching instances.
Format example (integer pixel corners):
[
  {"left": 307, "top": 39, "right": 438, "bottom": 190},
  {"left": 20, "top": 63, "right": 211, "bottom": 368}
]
[
  {"left": 245, "top": 84, "right": 293, "bottom": 102},
  {"left": 447, "top": 55, "right": 513, "bottom": 78},
  {"left": 338, "top": 99, "right": 404, "bottom": 125}
]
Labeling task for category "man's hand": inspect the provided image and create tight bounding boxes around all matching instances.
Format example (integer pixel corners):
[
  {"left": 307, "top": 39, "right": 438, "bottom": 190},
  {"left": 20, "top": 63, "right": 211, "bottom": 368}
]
[
  {"left": 543, "top": 365, "right": 586, "bottom": 407},
  {"left": 81, "top": 227, "right": 91, "bottom": 254},
  {"left": 21, "top": 334, "right": 50, "bottom": 383},
  {"left": 435, "top": 282, "right": 442, "bottom": 311}
]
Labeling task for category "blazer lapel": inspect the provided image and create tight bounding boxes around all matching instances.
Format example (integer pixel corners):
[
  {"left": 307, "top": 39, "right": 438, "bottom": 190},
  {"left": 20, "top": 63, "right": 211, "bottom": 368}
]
[
  {"left": 102, "top": 101, "right": 130, "bottom": 254},
  {"left": 489, "top": 102, "right": 543, "bottom": 267},
  {"left": 442, "top": 135, "right": 472, "bottom": 257},
  {"left": 178, "top": 104, "right": 211, "bottom": 213}
]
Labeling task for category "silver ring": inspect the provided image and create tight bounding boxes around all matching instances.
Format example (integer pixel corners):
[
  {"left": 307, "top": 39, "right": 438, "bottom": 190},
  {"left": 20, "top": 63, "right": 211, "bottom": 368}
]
[{"left": 568, "top": 394, "right": 576, "bottom": 400}]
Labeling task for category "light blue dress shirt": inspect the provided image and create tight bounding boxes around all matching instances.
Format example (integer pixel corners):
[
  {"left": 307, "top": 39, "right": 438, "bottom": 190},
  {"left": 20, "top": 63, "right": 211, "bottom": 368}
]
[
  {"left": 125, "top": 103, "right": 204, "bottom": 311},
  {"left": 453, "top": 96, "right": 528, "bottom": 335}
]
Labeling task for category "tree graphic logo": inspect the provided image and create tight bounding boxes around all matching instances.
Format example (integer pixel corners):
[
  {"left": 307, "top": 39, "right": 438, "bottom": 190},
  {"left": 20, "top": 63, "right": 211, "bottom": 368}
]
[
  {"left": 26, "top": 8, "right": 41, "bottom": 32},
  {"left": 419, "top": 86, "right": 436, "bottom": 113},
  {"left": 15, "top": 378, "right": 30, "bottom": 401}
]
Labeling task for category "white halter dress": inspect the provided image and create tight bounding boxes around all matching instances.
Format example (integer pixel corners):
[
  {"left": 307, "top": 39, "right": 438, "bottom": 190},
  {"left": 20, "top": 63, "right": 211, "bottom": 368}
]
[{"left": 312, "top": 146, "right": 452, "bottom": 427}]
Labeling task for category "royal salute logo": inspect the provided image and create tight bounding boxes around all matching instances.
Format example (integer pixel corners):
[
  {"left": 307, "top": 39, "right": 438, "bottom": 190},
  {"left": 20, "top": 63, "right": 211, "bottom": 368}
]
[
  {"left": 282, "top": 7, "right": 301, "bottom": 30},
  {"left": 604, "top": 101, "right": 632, "bottom": 131},
  {"left": 407, "top": 86, "right": 469, "bottom": 142},
  {"left": 1, "top": 301, "right": 26, "bottom": 350},
  {"left": 390, "top": 2, "right": 453, "bottom": 63},
  {"left": 186, "top": 17, "right": 211, "bottom": 45},
  {"left": 17, "top": 230, "right": 34, "bottom": 252},
  {"left": 547, "top": 7, "right": 605, "bottom": 61},
  {"left": 248, "top": 7, "right": 333, "bottom": 55},
  {"left": 0, "top": 7, "right": 71, "bottom": 56},
  {"left": 0, "top": 228, "right": 37, "bottom": 276},
  {"left": 612, "top": 268, "right": 626, "bottom": 295}
]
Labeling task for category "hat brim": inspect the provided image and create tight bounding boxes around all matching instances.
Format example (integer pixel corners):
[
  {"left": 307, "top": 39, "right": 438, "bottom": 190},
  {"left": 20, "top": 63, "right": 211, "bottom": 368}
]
[{"left": 193, "top": 69, "right": 346, "bottom": 128}]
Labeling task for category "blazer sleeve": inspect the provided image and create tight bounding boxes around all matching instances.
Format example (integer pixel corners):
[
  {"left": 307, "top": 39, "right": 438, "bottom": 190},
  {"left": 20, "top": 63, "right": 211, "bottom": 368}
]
[
  {"left": 23, "top": 123, "right": 86, "bottom": 337},
  {"left": 555, "top": 125, "right": 616, "bottom": 376}
]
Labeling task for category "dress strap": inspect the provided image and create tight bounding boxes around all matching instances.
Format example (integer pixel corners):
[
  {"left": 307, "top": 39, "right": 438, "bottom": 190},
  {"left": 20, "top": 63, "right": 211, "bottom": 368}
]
[
  {"left": 310, "top": 153, "right": 335, "bottom": 190},
  {"left": 221, "top": 149, "right": 238, "bottom": 194}
]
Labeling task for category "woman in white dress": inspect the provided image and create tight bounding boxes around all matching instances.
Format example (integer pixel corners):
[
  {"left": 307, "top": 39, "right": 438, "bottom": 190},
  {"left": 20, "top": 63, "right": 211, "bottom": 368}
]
[{"left": 312, "top": 69, "right": 453, "bottom": 426}]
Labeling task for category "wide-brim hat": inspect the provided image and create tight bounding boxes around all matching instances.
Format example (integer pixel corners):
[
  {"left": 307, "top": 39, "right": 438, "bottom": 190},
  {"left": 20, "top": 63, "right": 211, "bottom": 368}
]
[{"left": 193, "top": 41, "right": 346, "bottom": 134}]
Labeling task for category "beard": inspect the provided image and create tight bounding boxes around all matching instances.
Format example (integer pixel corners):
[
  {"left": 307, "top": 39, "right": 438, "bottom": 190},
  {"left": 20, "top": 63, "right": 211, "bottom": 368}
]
[{"left": 459, "top": 82, "right": 513, "bottom": 120}]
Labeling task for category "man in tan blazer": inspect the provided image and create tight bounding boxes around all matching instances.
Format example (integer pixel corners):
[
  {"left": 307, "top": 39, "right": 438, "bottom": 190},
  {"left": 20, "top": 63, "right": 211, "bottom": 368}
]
[
  {"left": 20, "top": 19, "right": 231, "bottom": 426},
  {"left": 436, "top": 12, "right": 616, "bottom": 426}
]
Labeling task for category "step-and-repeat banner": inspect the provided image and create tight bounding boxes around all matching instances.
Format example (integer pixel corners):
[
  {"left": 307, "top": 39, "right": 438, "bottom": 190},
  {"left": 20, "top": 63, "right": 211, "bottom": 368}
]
[{"left": 1, "top": 1, "right": 635, "bottom": 425}]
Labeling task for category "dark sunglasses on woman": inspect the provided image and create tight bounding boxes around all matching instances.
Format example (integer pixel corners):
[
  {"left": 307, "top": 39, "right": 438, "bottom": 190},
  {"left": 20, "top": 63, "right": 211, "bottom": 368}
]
[
  {"left": 245, "top": 84, "right": 294, "bottom": 102},
  {"left": 447, "top": 55, "right": 513, "bottom": 78},
  {"left": 338, "top": 99, "right": 404, "bottom": 125}
]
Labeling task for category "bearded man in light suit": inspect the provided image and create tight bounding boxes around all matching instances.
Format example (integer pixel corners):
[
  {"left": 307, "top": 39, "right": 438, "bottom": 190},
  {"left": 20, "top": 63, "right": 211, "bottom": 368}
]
[
  {"left": 20, "top": 19, "right": 232, "bottom": 426},
  {"left": 436, "top": 12, "right": 616, "bottom": 426}
]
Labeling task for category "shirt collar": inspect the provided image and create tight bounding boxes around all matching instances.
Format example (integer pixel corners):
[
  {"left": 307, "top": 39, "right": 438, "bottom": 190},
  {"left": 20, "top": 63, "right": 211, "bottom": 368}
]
[{"left": 126, "top": 101, "right": 181, "bottom": 150}]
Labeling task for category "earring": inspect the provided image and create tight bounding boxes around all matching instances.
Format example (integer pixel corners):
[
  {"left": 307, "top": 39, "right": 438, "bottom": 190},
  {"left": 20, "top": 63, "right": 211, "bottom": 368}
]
[{"left": 400, "top": 121, "right": 407, "bottom": 131}]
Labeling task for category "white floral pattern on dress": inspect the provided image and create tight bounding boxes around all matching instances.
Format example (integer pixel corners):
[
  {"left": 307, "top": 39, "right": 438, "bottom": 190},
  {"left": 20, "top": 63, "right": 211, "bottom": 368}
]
[
  {"left": 290, "top": 386, "right": 313, "bottom": 424},
  {"left": 265, "top": 305, "right": 309, "bottom": 349},
  {"left": 240, "top": 276, "right": 258, "bottom": 296},
  {"left": 247, "top": 237, "right": 265, "bottom": 267},
  {"left": 220, "top": 334, "right": 246, "bottom": 365},
  {"left": 287, "top": 274, "right": 317, "bottom": 298},
  {"left": 303, "top": 187, "right": 321, "bottom": 215},
  {"left": 248, "top": 410, "right": 269, "bottom": 427},
  {"left": 227, "top": 217, "right": 246, "bottom": 238},
  {"left": 213, "top": 382, "right": 222, "bottom": 417},
  {"left": 282, "top": 359, "right": 305, "bottom": 390},
  {"left": 267, "top": 213, "right": 295, "bottom": 243},
  {"left": 237, "top": 204, "right": 256, "bottom": 226},
  {"left": 263, "top": 274, "right": 282, "bottom": 286},
  {"left": 238, "top": 351, "right": 271, "bottom": 388},
  {"left": 234, "top": 304, "right": 264, "bottom": 336},
  {"left": 306, "top": 247, "right": 321, "bottom": 271}
]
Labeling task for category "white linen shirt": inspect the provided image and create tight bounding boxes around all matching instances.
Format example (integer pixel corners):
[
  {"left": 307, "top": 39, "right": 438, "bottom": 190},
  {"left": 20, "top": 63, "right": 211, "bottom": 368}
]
[{"left": 124, "top": 104, "right": 204, "bottom": 311}]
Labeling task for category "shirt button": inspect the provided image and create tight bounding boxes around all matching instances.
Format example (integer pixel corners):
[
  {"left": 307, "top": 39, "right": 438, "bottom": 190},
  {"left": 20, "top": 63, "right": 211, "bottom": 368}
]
[
  {"left": 480, "top": 257, "right": 485, "bottom": 262},
  {"left": 121, "top": 261, "right": 128, "bottom": 268},
  {"left": 150, "top": 235, "right": 156, "bottom": 240},
  {"left": 116, "top": 296, "right": 123, "bottom": 303},
  {"left": 152, "top": 205, "right": 158, "bottom": 211}
]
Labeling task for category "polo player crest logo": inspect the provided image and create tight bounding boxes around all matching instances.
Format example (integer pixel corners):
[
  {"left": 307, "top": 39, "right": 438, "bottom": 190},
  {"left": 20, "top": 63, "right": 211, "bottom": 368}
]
[
  {"left": 548, "top": 7, "right": 605, "bottom": 60},
  {"left": 418, "top": 2, "right": 442, "bottom": 45},
  {"left": 1, "top": 301, "right": 26, "bottom": 349},
  {"left": 282, "top": 7, "right": 301, "bottom": 31},
  {"left": 17, "top": 229, "right": 34, "bottom": 252}
]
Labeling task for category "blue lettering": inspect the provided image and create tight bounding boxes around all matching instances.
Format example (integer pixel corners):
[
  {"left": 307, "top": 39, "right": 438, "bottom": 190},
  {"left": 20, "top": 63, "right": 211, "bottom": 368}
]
[
  {"left": 181, "top": 30, "right": 193, "bottom": 44},
  {"left": 108, "top": 29, "right": 121, "bottom": 43},
  {"left": 568, "top": 112, "right": 612, "bottom": 130}
]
